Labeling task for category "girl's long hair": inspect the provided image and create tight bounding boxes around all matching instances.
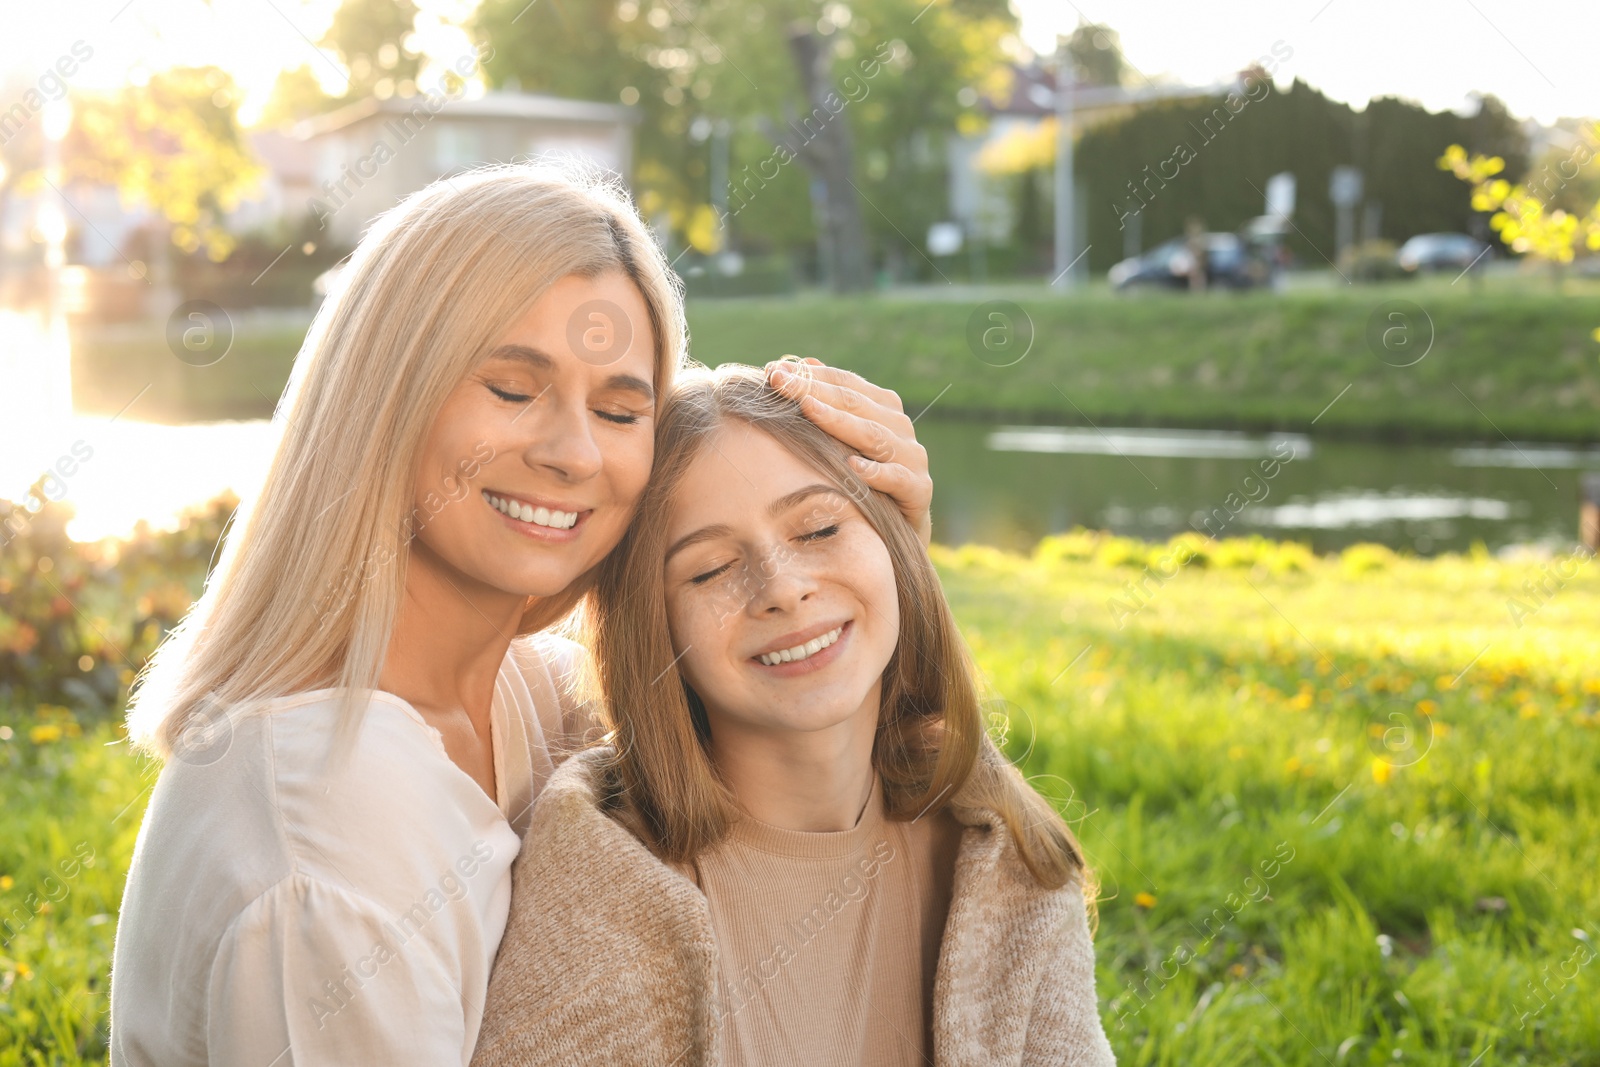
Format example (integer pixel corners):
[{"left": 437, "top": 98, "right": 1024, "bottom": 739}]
[
  {"left": 127, "top": 161, "right": 686, "bottom": 760},
  {"left": 591, "top": 363, "right": 1088, "bottom": 890}
]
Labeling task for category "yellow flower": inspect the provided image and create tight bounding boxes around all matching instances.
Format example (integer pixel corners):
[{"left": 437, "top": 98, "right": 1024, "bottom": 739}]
[
  {"left": 28, "top": 724, "right": 63, "bottom": 744},
  {"left": 1284, "top": 755, "right": 1303, "bottom": 774},
  {"left": 1134, "top": 892, "right": 1158, "bottom": 910},
  {"left": 16, "top": 963, "right": 32, "bottom": 980},
  {"left": 1519, "top": 704, "right": 1540, "bottom": 720},
  {"left": 1416, "top": 699, "right": 1439, "bottom": 717},
  {"left": 1371, "top": 759, "right": 1394, "bottom": 785},
  {"left": 0, "top": 875, "right": 13, "bottom": 890}
]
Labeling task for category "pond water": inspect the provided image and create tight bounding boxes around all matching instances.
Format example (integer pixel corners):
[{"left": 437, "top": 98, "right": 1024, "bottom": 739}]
[{"left": 919, "top": 421, "right": 1600, "bottom": 556}]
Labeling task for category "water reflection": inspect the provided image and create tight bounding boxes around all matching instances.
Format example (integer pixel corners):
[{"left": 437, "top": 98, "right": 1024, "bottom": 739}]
[
  {"left": 987, "top": 426, "right": 1312, "bottom": 460},
  {"left": 926, "top": 420, "right": 1591, "bottom": 555}
]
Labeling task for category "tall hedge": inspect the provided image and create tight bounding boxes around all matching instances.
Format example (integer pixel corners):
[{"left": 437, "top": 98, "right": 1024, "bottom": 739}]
[{"left": 1076, "top": 80, "right": 1529, "bottom": 271}]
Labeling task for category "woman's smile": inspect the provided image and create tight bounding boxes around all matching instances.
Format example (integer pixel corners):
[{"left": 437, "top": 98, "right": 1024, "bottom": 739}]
[
  {"left": 410, "top": 270, "right": 658, "bottom": 597},
  {"left": 481, "top": 488, "right": 589, "bottom": 537}
]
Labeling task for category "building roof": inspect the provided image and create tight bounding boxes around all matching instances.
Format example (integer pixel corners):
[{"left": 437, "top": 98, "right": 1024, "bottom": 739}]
[
  {"left": 248, "top": 130, "right": 314, "bottom": 181},
  {"left": 294, "top": 90, "right": 639, "bottom": 139}
]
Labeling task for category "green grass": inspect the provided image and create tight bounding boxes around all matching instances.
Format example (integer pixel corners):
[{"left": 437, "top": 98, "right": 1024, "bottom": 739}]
[
  {"left": 937, "top": 532, "right": 1600, "bottom": 1065},
  {"left": 70, "top": 278, "right": 1600, "bottom": 440},
  {"left": 0, "top": 715, "right": 154, "bottom": 1064},
  {"left": 3, "top": 529, "right": 1598, "bottom": 1063},
  {"left": 687, "top": 279, "right": 1600, "bottom": 443}
]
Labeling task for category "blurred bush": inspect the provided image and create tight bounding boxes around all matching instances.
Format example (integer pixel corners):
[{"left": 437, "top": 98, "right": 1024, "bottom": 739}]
[
  {"left": 680, "top": 255, "right": 798, "bottom": 299},
  {"left": 173, "top": 221, "right": 352, "bottom": 309},
  {"left": 1033, "top": 527, "right": 1318, "bottom": 574},
  {"left": 1339, "top": 239, "right": 1410, "bottom": 283},
  {"left": 0, "top": 488, "right": 232, "bottom": 720}
]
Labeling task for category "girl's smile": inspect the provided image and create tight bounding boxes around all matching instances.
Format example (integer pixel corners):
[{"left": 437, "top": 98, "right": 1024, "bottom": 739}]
[
  {"left": 663, "top": 421, "right": 899, "bottom": 740},
  {"left": 749, "top": 618, "right": 852, "bottom": 674}
]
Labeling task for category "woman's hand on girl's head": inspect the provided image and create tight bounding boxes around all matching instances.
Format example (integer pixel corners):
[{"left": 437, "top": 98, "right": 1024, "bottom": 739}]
[{"left": 765, "top": 357, "right": 933, "bottom": 547}]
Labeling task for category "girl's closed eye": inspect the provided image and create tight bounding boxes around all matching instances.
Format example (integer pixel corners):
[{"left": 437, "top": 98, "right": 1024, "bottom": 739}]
[
  {"left": 689, "top": 560, "right": 734, "bottom": 585},
  {"left": 686, "top": 525, "right": 837, "bottom": 588}
]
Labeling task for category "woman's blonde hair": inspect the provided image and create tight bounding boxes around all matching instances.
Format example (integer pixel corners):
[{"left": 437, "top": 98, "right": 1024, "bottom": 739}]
[
  {"left": 590, "top": 363, "right": 1088, "bottom": 890},
  {"left": 127, "top": 161, "right": 686, "bottom": 759}
]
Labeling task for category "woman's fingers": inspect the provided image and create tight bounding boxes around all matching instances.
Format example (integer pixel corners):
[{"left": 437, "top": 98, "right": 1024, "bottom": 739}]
[
  {"left": 766, "top": 358, "right": 907, "bottom": 415},
  {"left": 795, "top": 392, "right": 906, "bottom": 463},
  {"left": 847, "top": 456, "right": 932, "bottom": 533},
  {"left": 764, "top": 366, "right": 912, "bottom": 449}
]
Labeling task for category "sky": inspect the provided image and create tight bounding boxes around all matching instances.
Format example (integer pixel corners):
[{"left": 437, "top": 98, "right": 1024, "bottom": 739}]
[
  {"left": 1011, "top": 0, "right": 1598, "bottom": 125},
  {"left": 3, "top": 0, "right": 1596, "bottom": 128}
]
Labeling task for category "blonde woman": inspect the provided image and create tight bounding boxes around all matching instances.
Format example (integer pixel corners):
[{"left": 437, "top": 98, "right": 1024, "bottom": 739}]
[
  {"left": 473, "top": 363, "right": 1115, "bottom": 1066},
  {"left": 108, "top": 166, "right": 934, "bottom": 1066}
]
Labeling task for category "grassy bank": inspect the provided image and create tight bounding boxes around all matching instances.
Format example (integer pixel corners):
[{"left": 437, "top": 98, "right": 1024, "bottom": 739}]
[
  {"left": 688, "top": 279, "right": 1600, "bottom": 443},
  {"left": 70, "top": 279, "right": 1600, "bottom": 441},
  {"left": 3, "top": 517, "right": 1597, "bottom": 1063}
]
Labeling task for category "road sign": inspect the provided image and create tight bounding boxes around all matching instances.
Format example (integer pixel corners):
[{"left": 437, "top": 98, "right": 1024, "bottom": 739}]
[
  {"left": 1330, "top": 166, "right": 1363, "bottom": 208},
  {"left": 1266, "top": 171, "right": 1296, "bottom": 219}
]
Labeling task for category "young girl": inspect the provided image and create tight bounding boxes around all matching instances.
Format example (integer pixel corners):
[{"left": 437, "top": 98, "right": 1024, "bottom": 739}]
[
  {"left": 473, "top": 363, "right": 1115, "bottom": 1066},
  {"left": 109, "top": 165, "right": 933, "bottom": 1065}
]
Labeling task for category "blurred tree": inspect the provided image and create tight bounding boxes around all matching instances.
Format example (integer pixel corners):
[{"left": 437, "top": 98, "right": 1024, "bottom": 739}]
[
  {"left": 66, "top": 67, "right": 262, "bottom": 262},
  {"left": 0, "top": 91, "right": 50, "bottom": 287},
  {"left": 1065, "top": 22, "right": 1123, "bottom": 88},
  {"left": 1440, "top": 135, "right": 1600, "bottom": 270},
  {"left": 472, "top": 0, "right": 1013, "bottom": 290},
  {"left": 322, "top": 0, "right": 422, "bottom": 102},
  {"left": 1520, "top": 124, "right": 1600, "bottom": 220},
  {"left": 258, "top": 65, "right": 344, "bottom": 128}
]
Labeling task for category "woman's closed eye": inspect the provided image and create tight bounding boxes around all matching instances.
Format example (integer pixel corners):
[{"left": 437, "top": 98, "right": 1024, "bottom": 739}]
[
  {"left": 487, "top": 382, "right": 642, "bottom": 425},
  {"left": 799, "top": 523, "right": 840, "bottom": 543},
  {"left": 487, "top": 382, "right": 535, "bottom": 403}
]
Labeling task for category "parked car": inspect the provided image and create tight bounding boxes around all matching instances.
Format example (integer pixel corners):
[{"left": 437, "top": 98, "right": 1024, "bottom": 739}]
[
  {"left": 1108, "top": 233, "right": 1268, "bottom": 291},
  {"left": 1396, "top": 233, "right": 1488, "bottom": 274}
]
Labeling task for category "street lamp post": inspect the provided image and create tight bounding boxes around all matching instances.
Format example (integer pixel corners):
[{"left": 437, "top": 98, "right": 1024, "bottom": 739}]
[
  {"left": 39, "top": 97, "right": 74, "bottom": 423},
  {"left": 1052, "top": 37, "right": 1077, "bottom": 292}
]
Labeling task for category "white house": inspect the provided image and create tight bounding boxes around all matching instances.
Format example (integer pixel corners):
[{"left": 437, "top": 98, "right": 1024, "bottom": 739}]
[{"left": 285, "top": 90, "right": 639, "bottom": 245}]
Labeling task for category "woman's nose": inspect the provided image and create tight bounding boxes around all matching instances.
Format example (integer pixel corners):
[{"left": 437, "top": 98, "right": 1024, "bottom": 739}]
[{"left": 522, "top": 397, "right": 603, "bottom": 482}]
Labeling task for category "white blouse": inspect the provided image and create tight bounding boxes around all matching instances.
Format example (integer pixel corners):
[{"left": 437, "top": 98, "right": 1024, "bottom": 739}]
[{"left": 110, "top": 633, "right": 590, "bottom": 1067}]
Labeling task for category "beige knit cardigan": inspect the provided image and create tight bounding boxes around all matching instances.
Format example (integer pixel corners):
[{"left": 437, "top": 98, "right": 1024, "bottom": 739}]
[{"left": 472, "top": 745, "right": 1117, "bottom": 1066}]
